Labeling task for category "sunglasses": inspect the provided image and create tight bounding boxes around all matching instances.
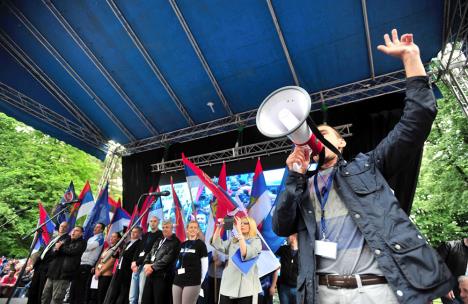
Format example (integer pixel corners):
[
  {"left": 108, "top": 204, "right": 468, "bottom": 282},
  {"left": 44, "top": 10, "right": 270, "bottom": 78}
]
[{"left": 241, "top": 222, "right": 250, "bottom": 225}]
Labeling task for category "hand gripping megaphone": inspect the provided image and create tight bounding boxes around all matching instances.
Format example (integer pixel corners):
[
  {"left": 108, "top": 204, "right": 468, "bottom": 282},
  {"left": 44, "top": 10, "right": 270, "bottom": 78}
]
[{"left": 256, "top": 86, "right": 324, "bottom": 171}]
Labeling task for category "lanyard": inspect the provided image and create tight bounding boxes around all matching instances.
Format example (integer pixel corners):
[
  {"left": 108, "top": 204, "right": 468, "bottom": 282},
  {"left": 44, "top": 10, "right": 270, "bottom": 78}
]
[{"left": 313, "top": 170, "right": 335, "bottom": 240}]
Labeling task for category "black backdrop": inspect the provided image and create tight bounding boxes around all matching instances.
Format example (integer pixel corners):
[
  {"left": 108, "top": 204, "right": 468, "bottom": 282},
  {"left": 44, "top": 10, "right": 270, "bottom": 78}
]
[{"left": 122, "top": 90, "right": 422, "bottom": 215}]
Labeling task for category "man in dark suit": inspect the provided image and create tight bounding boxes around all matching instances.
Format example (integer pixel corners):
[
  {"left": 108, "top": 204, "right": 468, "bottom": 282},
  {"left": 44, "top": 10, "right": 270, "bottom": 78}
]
[
  {"left": 28, "top": 221, "right": 69, "bottom": 304},
  {"left": 41, "top": 226, "right": 87, "bottom": 304},
  {"left": 104, "top": 227, "right": 142, "bottom": 304}
]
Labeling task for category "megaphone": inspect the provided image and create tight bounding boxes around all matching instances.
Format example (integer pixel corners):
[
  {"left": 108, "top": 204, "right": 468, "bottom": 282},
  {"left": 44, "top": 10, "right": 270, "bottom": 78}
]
[{"left": 256, "top": 86, "right": 324, "bottom": 171}]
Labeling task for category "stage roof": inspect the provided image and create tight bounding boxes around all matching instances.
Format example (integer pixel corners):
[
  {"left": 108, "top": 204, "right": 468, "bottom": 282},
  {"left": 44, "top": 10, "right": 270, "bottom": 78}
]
[{"left": 0, "top": 0, "right": 444, "bottom": 159}]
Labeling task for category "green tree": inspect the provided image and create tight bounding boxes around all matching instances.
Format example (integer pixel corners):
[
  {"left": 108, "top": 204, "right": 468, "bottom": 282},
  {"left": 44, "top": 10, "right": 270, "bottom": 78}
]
[
  {"left": 0, "top": 112, "right": 103, "bottom": 256},
  {"left": 412, "top": 82, "right": 468, "bottom": 246}
]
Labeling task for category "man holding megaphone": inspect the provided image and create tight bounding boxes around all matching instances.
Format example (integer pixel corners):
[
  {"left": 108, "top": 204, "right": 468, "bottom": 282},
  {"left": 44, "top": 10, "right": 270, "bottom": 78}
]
[{"left": 268, "top": 29, "right": 454, "bottom": 304}]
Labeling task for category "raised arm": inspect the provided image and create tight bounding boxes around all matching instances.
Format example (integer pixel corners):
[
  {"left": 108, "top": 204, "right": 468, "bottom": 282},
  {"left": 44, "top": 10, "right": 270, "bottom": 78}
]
[{"left": 373, "top": 29, "right": 435, "bottom": 179}]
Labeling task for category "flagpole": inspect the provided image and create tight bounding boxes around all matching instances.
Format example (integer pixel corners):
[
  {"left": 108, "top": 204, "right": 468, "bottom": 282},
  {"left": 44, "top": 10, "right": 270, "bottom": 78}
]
[
  {"left": 102, "top": 192, "right": 158, "bottom": 263},
  {"left": 5, "top": 220, "right": 42, "bottom": 304}
]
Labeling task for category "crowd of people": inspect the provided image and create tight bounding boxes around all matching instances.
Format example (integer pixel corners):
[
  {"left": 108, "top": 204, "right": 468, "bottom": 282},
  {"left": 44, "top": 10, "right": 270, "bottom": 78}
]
[{"left": 22, "top": 215, "right": 298, "bottom": 304}]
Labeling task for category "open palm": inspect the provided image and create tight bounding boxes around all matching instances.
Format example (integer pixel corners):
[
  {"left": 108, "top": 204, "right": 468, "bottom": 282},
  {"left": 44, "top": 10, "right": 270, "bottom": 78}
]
[{"left": 377, "top": 29, "right": 420, "bottom": 59}]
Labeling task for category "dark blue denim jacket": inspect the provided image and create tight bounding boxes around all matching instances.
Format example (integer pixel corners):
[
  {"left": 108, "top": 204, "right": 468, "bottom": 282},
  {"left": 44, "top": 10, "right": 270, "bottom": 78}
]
[{"left": 273, "top": 76, "right": 454, "bottom": 304}]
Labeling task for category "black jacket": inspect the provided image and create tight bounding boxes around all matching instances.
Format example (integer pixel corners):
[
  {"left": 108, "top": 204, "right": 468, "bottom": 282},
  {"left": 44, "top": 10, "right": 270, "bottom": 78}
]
[
  {"left": 273, "top": 77, "right": 454, "bottom": 304},
  {"left": 47, "top": 237, "right": 87, "bottom": 281},
  {"left": 437, "top": 240, "right": 468, "bottom": 298},
  {"left": 132, "top": 230, "right": 163, "bottom": 266},
  {"left": 116, "top": 239, "right": 141, "bottom": 281},
  {"left": 144, "top": 234, "right": 180, "bottom": 277},
  {"left": 34, "top": 233, "right": 69, "bottom": 272}
]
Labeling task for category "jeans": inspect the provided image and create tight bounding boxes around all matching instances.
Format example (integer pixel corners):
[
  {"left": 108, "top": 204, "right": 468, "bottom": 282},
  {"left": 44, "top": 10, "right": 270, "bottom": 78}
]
[
  {"left": 278, "top": 284, "right": 296, "bottom": 304},
  {"left": 128, "top": 267, "right": 146, "bottom": 304}
]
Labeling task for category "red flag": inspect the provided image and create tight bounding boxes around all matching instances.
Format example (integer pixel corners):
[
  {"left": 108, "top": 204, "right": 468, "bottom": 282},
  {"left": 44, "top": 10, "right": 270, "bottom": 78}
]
[
  {"left": 219, "top": 162, "right": 227, "bottom": 191},
  {"left": 171, "top": 177, "right": 186, "bottom": 241},
  {"left": 181, "top": 154, "right": 246, "bottom": 220},
  {"left": 140, "top": 186, "right": 156, "bottom": 233},
  {"left": 128, "top": 204, "right": 139, "bottom": 230},
  {"left": 35, "top": 202, "right": 56, "bottom": 251}
]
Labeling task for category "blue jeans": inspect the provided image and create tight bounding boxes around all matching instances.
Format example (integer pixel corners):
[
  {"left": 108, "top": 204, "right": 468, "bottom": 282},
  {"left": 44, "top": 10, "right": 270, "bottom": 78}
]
[
  {"left": 278, "top": 284, "right": 296, "bottom": 304},
  {"left": 129, "top": 267, "right": 146, "bottom": 304}
]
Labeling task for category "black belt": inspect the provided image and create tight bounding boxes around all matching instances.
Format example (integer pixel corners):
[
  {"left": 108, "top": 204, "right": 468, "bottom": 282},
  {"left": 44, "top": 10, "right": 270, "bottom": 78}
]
[{"left": 318, "top": 274, "right": 387, "bottom": 289}]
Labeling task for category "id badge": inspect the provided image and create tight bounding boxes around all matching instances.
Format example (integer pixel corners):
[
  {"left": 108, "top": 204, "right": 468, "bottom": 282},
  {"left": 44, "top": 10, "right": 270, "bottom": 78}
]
[
  {"left": 315, "top": 240, "right": 337, "bottom": 260},
  {"left": 151, "top": 255, "right": 156, "bottom": 262},
  {"left": 139, "top": 251, "right": 145, "bottom": 257},
  {"left": 177, "top": 268, "right": 185, "bottom": 275}
]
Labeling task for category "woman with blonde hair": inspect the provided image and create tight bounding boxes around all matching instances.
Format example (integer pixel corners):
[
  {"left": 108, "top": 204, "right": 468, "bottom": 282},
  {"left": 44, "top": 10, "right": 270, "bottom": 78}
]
[
  {"left": 172, "top": 220, "right": 208, "bottom": 304},
  {"left": 211, "top": 216, "right": 262, "bottom": 304}
]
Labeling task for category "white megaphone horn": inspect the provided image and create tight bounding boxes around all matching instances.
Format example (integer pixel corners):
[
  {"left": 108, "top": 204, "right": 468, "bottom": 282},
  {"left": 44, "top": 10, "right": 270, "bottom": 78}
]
[{"left": 256, "top": 86, "right": 324, "bottom": 171}]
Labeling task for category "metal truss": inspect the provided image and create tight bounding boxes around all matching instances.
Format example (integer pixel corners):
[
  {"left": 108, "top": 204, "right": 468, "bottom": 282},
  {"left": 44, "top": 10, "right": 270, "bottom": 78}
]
[
  {"left": 0, "top": 26, "right": 105, "bottom": 141},
  {"left": 266, "top": 0, "right": 300, "bottom": 86},
  {"left": 42, "top": 0, "right": 158, "bottom": 137},
  {"left": 151, "top": 124, "right": 352, "bottom": 173},
  {"left": 125, "top": 69, "right": 407, "bottom": 155},
  {"left": 434, "top": 0, "right": 468, "bottom": 116},
  {"left": 0, "top": 81, "right": 107, "bottom": 151},
  {"left": 106, "top": 0, "right": 195, "bottom": 127},
  {"left": 169, "top": 0, "right": 233, "bottom": 116},
  {"left": 4, "top": 0, "right": 134, "bottom": 142}
]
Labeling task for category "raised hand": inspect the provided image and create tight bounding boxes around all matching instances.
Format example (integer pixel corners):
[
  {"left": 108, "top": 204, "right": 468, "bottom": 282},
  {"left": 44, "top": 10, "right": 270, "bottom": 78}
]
[
  {"left": 377, "top": 29, "right": 419, "bottom": 59},
  {"left": 377, "top": 29, "right": 426, "bottom": 77}
]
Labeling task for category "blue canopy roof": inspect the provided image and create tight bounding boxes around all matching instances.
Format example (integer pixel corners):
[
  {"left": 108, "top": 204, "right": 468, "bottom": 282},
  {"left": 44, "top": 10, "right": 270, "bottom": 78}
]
[{"left": 0, "top": 0, "right": 444, "bottom": 159}]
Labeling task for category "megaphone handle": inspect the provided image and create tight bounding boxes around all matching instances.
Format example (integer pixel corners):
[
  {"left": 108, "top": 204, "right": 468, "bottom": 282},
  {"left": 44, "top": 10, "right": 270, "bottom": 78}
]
[{"left": 291, "top": 146, "right": 311, "bottom": 173}]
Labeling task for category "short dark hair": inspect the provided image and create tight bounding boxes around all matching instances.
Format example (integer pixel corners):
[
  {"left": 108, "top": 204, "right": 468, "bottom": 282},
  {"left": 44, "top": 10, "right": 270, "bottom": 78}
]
[
  {"left": 74, "top": 226, "right": 84, "bottom": 232},
  {"left": 96, "top": 223, "right": 106, "bottom": 230}
]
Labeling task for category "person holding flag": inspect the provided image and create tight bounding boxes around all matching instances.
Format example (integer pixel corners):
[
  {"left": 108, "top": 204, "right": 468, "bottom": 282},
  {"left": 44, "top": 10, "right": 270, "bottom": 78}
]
[
  {"left": 211, "top": 216, "right": 262, "bottom": 304},
  {"left": 95, "top": 232, "right": 122, "bottom": 304}
]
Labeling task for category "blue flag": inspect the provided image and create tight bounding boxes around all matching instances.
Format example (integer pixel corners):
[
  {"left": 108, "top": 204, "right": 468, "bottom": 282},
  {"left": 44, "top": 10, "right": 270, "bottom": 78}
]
[
  {"left": 83, "top": 183, "right": 110, "bottom": 240},
  {"left": 260, "top": 167, "right": 288, "bottom": 253},
  {"left": 52, "top": 181, "right": 77, "bottom": 228}
]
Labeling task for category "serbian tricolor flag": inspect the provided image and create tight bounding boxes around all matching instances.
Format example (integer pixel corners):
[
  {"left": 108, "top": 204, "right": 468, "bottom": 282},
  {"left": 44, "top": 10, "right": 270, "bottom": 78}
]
[
  {"left": 247, "top": 159, "right": 272, "bottom": 229},
  {"left": 171, "top": 177, "right": 186, "bottom": 241},
  {"left": 83, "top": 183, "right": 110, "bottom": 240},
  {"left": 34, "top": 202, "right": 56, "bottom": 251},
  {"left": 75, "top": 181, "right": 95, "bottom": 227},
  {"left": 181, "top": 154, "right": 279, "bottom": 277},
  {"left": 107, "top": 207, "right": 131, "bottom": 241}
]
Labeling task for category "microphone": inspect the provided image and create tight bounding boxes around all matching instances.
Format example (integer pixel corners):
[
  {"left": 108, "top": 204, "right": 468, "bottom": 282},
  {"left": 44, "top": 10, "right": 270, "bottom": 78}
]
[
  {"left": 146, "top": 191, "right": 170, "bottom": 197},
  {"left": 61, "top": 199, "right": 81, "bottom": 205},
  {"left": 14, "top": 206, "right": 32, "bottom": 213}
]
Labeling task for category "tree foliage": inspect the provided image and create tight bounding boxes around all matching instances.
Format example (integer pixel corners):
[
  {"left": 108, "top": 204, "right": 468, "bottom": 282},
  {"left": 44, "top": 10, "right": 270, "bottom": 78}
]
[
  {"left": 0, "top": 113, "right": 103, "bottom": 256},
  {"left": 412, "top": 82, "right": 468, "bottom": 246}
]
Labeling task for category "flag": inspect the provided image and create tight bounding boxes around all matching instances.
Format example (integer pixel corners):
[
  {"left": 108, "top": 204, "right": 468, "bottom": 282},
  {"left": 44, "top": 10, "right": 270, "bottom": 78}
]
[
  {"left": 171, "top": 177, "right": 186, "bottom": 241},
  {"left": 107, "top": 207, "right": 131, "bottom": 240},
  {"left": 260, "top": 167, "right": 288, "bottom": 253},
  {"left": 248, "top": 159, "right": 272, "bottom": 228},
  {"left": 181, "top": 154, "right": 280, "bottom": 277},
  {"left": 75, "top": 181, "right": 95, "bottom": 226},
  {"left": 148, "top": 195, "right": 164, "bottom": 225},
  {"left": 83, "top": 183, "right": 110, "bottom": 240},
  {"left": 139, "top": 187, "right": 155, "bottom": 233},
  {"left": 185, "top": 162, "right": 226, "bottom": 252},
  {"left": 52, "top": 181, "right": 76, "bottom": 228},
  {"left": 218, "top": 162, "right": 227, "bottom": 191},
  {"left": 34, "top": 202, "right": 56, "bottom": 251}
]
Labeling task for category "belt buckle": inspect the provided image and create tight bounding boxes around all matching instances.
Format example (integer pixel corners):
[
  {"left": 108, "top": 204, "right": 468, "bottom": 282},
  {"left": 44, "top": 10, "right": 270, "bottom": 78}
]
[{"left": 326, "top": 275, "right": 340, "bottom": 289}]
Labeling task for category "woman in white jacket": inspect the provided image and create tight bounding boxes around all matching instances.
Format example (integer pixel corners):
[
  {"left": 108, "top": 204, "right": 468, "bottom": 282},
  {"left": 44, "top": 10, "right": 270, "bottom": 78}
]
[{"left": 211, "top": 216, "right": 262, "bottom": 304}]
